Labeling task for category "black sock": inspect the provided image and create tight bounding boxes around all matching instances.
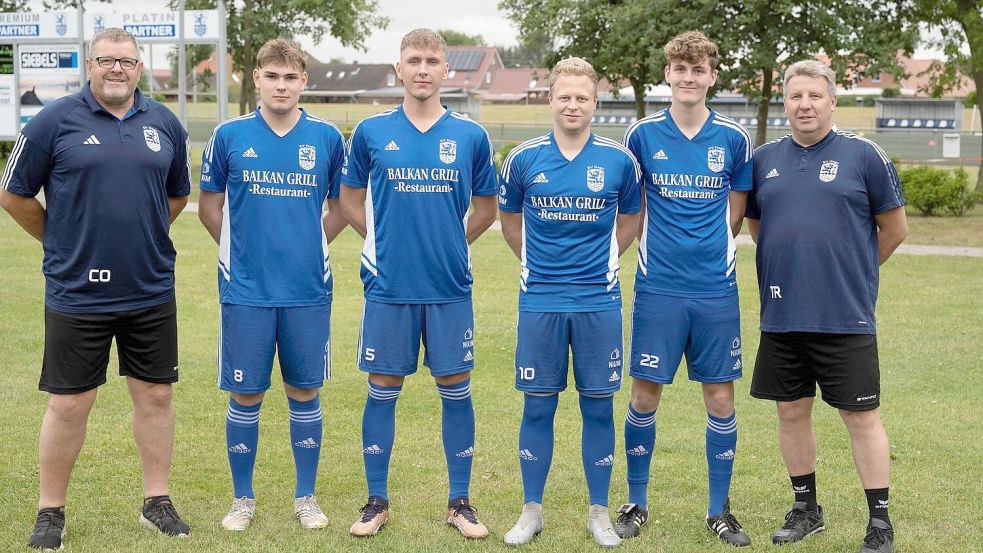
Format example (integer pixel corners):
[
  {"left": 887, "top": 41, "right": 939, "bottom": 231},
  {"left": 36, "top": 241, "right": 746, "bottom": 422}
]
[
  {"left": 864, "top": 487, "right": 890, "bottom": 525},
  {"left": 790, "top": 472, "right": 818, "bottom": 511}
]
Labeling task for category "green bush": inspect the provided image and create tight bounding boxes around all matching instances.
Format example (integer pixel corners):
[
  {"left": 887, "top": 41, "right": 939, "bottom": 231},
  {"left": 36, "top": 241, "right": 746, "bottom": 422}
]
[
  {"left": 862, "top": 95, "right": 877, "bottom": 107},
  {"left": 495, "top": 142, "right": 517, "bottom": 170},
  {"left": 897, "top": 165, "right": 979, "bottom": 216}
]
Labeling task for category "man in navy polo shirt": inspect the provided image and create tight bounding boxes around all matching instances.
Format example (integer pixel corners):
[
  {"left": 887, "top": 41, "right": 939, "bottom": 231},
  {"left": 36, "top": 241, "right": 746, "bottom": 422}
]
[
  {"left": 746, "top": 59, "right": 907, "bottom": 553},
  {"left": 0, "top": 28, "right": 191, "bottom": 550}
]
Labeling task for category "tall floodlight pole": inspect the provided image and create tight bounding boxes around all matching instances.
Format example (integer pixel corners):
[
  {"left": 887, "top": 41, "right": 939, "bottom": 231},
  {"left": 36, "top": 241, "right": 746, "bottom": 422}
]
[
  {"left": 217, "top": 0, "right": 228, "bottom": 122},
  {"left": 178, "top": 0, "right": 187, "bottom": 127}
]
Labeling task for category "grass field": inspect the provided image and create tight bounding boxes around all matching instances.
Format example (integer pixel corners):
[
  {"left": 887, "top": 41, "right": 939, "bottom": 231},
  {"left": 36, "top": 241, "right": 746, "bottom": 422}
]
[{"left": 0, "top": 212, "right": 980, "bottom": 552}]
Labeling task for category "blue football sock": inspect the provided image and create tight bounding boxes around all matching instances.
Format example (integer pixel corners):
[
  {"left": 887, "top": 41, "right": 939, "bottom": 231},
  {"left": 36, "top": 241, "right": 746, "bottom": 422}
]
[
  {"left": 518, "top": 393, "right": 558, "bottom": 504},
  {"left": 226, "top": 398, "right": 261, "bottom": 499},
  {"left": 362, "top": 381, "right": 401, "bottom": 499},
  {"left": 580, "top": 394, "right": 615, "bottom": 507},
  {"left": 437, "top": 378, "right": 475, "bottom": 501},
  {"left": 625, "top": 403, "right": 656, "bottom": 509},
  {"left": 288, "top": 395, "right": 323, "bottom": 498},
  {"left": 706, "top": 411, "right": 737, "bottom": 516}
]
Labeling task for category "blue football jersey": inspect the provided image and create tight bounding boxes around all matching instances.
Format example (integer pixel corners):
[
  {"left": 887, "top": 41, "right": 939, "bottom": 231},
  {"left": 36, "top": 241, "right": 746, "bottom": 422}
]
[
  {"left": 624, "top": 109, "right": 753, "bottom": 298},
  {"left": 342, "top": 106, "right": 498, "bottom": 304},
  {"left": 747, "top": 129, "right": 905, "bottom": 334},
  {"left": 200, "top": 109, "right": 346, "bottom": 306},
  {"left": 499, "top": 132, "right": 641, "bottom": 312}
]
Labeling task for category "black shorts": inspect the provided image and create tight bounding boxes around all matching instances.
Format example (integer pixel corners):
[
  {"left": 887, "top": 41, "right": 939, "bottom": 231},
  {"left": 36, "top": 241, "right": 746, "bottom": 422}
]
[
  {"left": 750, "top": 332, "right": 880, "bottom": 411},
  {"left": 41, "top": 299, "right": 179, "bottom": 394}
]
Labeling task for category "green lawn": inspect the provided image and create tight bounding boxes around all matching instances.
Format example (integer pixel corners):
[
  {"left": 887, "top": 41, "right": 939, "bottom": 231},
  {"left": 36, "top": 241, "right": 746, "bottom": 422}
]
[{"left": 0, "top": 214, "right": 980, "bottom": 552}]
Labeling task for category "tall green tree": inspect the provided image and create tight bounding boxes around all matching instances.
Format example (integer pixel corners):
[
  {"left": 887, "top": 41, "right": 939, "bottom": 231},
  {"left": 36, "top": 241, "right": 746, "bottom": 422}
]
[
  {"left": 171, "top": 0, "right": 387, "bottom": 114},
  {"left": 500, "top": 0, "right": 716, "bottom": 119},
  {"left": 914, "top": 0, "right": 983, "bottom": 190},
  {"left": 717, "top": 0, "right": 918, "bottom": 145},
  {"left": 438, "top": 29, "right": 485, "bottom": 46},
  {"left": 497, "top": 28, "right": 553, "bottom": 68}
]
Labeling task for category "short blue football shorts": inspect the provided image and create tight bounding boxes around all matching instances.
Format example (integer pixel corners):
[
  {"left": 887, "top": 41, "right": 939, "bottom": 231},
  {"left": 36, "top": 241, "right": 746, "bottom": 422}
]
[
  {"left": 218, "top": 303, "right": 331, "bottom": 393},
  {"left": 629, "top": 291, "right": 743, "bottom": 384},
  {"left": 514, "top": 309, "right": 624, "bottom": 394},
  {"left": 357, "top": 298, "right": 475, "bottom": 377}
]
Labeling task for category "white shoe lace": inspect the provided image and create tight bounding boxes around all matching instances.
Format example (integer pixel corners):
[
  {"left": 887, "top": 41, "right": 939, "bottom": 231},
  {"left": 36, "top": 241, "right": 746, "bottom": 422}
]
[
  {"left": 222, "top": 497, "right": 255, "bottom": 530},
  {"left": 295, "top": 495, "right": 328, "bottom": 528}
]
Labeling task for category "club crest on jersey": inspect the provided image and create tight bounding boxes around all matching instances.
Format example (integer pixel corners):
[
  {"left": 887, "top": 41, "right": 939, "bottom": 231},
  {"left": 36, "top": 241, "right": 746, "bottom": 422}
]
[
  {"left": 586, "top": 165, "right": 605, "bottom": 192},
  {"left": 819, "top": 160, "right": 839, "bottom": 182},
  {"left": 142, "top": 126, "right": 161, "bottom": 152},
  {"left": 439, "top": 139, "right": 457, "bottom": 164},
  {"left": 707, "top": 146, "right": 725, "bottom": 172},
  {"left": 299, "top": 144, "right": 316, "bottom": 170}
]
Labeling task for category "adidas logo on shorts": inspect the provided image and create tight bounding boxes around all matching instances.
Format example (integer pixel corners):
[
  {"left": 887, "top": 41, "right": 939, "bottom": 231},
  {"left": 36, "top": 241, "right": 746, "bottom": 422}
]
[
  {"left": 463, "top": 350, "right": 474, "bottom": 362},
  {"left": 294, "top": 438, "right": 318, "bottom": 449},
  {"left": 519, "top": 448, "right": 538, "bottom": 461},
  {"left": 384, "top": 140, "right": 400, "bottom": 151},
  {"left": 627, "top": 445, "right": 649, "bottom": 456},
  {"left": 228, "top": 443, "right": 251, "bottom": 454},
  {"left": 732, "top": 359, "right": 742, "bottom": 371},
  {"left": 715, "top": 449, "right": 735, "bottom": 461},
  {"left": 363, "top": 444, "right": 383, "bottom": 455},
  {"left": 608, "top": 371, "right": 620, "bottom": 382},
  {"left": 594, "top": 454, "right": 614, "bottom": 466},
  {"left": 532, "top": 172, "right": 549, "bottom": 184},
  {"left": 455, "top": 446, "right": 474, "bottom": 458}
]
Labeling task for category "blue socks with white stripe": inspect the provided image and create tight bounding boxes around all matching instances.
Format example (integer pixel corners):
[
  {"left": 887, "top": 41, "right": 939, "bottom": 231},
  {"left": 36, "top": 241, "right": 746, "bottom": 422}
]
[
  {"left": 288, "top": 395, "right": 323, "bottom": 498},
  {"left": 362, "top": 382, "right": 402, "bottom": 500},
  {"left": 624, "top": 403, "right": 657, "bottom": 509},
  {"left": 580, "top": 394, "right": 615, "bottom": 507},
  {"left": 518, "top": 393, "right": 558, "bottom": 504},
  {"left": 226, "top": 398, "right": 261, "bottom": 498},
  {"left": 437, "top": 378, "right": 475, "bottom": 501},
  {"left": 706, "top": 411, "right": 737, "bottom": 516}
]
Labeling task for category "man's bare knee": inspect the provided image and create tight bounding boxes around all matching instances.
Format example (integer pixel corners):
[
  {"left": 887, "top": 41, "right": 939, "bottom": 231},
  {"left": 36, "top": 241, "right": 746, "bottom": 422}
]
[
  {"left": 46, "top": 391, "right": 96, "bottom": 423},
  {"left": 776, "top": 398, "right": 813, "bottom": 424},
  {"left": 630, "top": 379, "right": 662, "bottom": 412},
  {"left": 839, "top": 408, "right": 882, "bottom": 431},
  {"left": 131, "top": 381, "right": 173, "bottom": 409}
]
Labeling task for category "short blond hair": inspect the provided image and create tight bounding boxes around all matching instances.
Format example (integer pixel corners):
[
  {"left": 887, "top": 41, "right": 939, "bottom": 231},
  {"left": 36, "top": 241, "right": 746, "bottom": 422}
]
[
  {"left": 400, "top": 28, "right": 446, "bottom": 52},
  {"left": 664, "top": 31, "right": 719, "bottom": 70},
  {"left": 784, "top": 60, "right": 837, "bottom": 97},
  {"left": 549, "top": 57, "right": 598, "bottom": 94},
  {"left": 89, "top": 28, "right": 139, "bottom": 58},
  {"left": 256, "top": 38, "right": 305, "bottom": 72}
]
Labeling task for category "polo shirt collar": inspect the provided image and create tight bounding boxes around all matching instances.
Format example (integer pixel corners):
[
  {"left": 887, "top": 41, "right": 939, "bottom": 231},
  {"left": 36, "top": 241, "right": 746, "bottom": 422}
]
[
  {"left": 82, "top": 82, "right": 149, "bottom": 116},
  {"left": 790, "top": 127, "right": 836, "bottom": 151}
]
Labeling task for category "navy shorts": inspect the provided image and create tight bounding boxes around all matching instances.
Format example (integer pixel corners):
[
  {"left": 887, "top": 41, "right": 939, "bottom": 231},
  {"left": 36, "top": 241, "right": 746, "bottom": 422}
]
[
  {"left": 629, "top": 291, "right": 743, "bottom": 384},
  {"left": 750, "top": 332, "right": 880, "bottom": 411},
  {"left": 41, "top": 299, "right": 179, "bottom": 394},
  {"left": 515, "top": 309, "right": 624, "bottom": 394},
  {"left": 357, "top": 299, "right": 475, "bottom": 377},
  {"left": 218, "top": 303, "right": 331, "bottom": 393}
]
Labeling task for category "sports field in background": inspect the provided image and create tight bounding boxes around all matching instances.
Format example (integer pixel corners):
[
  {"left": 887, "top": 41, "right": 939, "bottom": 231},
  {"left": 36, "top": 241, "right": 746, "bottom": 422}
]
[{"left": 0, "top": 210, "right": 980, "bottom": 551}]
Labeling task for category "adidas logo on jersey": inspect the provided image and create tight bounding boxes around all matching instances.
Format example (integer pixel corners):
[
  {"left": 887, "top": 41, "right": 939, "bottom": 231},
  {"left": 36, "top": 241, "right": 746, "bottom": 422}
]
[
  {"left": 765, "top": 168, "right": 780, "bottom": 179},
  {"left": 228, "top": 443, "right": 251, "bottom": 454},
  {"left": 463, "top": 350, "right": 474, "bottom": 362},
  {"left": 653, "top": 149, "right": 668, "bottom": 160},
  {"left": 455, "top": 446, "right": 474, "bottom": 458},
  {"left": 715, "top": 449, "right": 735, "bottom": 461},
  {"left": 363, "top": 444, "right": 383, "bottom": 455},
  {"left": 532, "top": 172, "right": 549, "bottom": 184},
  {"left": 294, "top": 438, "right": 318, "bottom": 449},
  {"left": 608, "top": 371, "right": 620, "bottom": 383},
  {"left": 627, "top": 445, "right": 649, "bottom": 456},
  {"left": 594, "top": 454, "right": 614, "bottom": 466},
  {"left": 242, "top": 147, "right": 258, "bottom": 158},
  {"left": 83, "top": 134, "right": 101, "bottom": 145},
  {"left": 384, "top": 140, "right": 400, "bottom": 151},
  {"left": 519, "top": 448, "right": 538, "bottom": 461}
]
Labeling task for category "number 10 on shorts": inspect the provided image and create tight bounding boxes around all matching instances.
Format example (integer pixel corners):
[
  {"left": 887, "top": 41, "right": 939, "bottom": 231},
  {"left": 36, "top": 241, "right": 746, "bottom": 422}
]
[{"left": 518, "top": 366, "right": 536, "bottom": 380}]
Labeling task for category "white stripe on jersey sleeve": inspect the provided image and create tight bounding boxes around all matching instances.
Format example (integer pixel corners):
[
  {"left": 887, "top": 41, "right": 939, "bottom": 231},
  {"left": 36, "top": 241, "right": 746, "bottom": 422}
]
[
  {"left": 345, "top": 108, "right": 398, "bottom": 157},
  {"left": 1, "top": 133, "right": 28, "bottom": 190},
  {"left": 501, "top": 134, "right": 550, "bottom": 183},
  {"left": 712, "top": 116, "right": 754, "bottom": 161},
  {"left": 622, "top": 110, "right": 666, "bottom": 147},
  {"left": 451, "top": 111, "right": 496, "bottom": 165},
  {"left": 204, "top": 112, "right": 255, "bottom": 161},
  {"left": 593, "top": 135, "right": 642, "bottom": 182},
  {"left": 836, "top": 130, "right": 891, "bottom": 164}
]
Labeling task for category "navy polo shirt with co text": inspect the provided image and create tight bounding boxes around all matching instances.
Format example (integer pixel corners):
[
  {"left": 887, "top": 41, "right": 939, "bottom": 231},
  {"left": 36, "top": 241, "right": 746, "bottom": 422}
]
[
  {"left": 1, "top": 84, "right": 190, "bottom": 313},
  {"left": 746, "top": 129, "right": 905, "bottom": 335}
]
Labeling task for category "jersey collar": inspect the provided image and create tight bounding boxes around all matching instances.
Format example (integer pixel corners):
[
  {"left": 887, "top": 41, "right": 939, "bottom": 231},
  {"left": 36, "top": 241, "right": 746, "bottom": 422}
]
[
  {"left": 789, "top": 127, "right": 836, "bottom": 151},
  {"left": 396, "top": 104, "right": 452, "bottom": 134},
  {"left": 664, "top": 106, "right": 715, "bottom": 141},
  {"left": 82, "top": 83, "right": 148, "bottom": 120}
]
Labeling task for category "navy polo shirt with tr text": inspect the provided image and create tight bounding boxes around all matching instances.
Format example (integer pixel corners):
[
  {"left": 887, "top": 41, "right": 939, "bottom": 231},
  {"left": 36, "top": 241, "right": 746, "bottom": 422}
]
[{"left": 1, "top": 84, "right": 190, "bottom": 313}]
